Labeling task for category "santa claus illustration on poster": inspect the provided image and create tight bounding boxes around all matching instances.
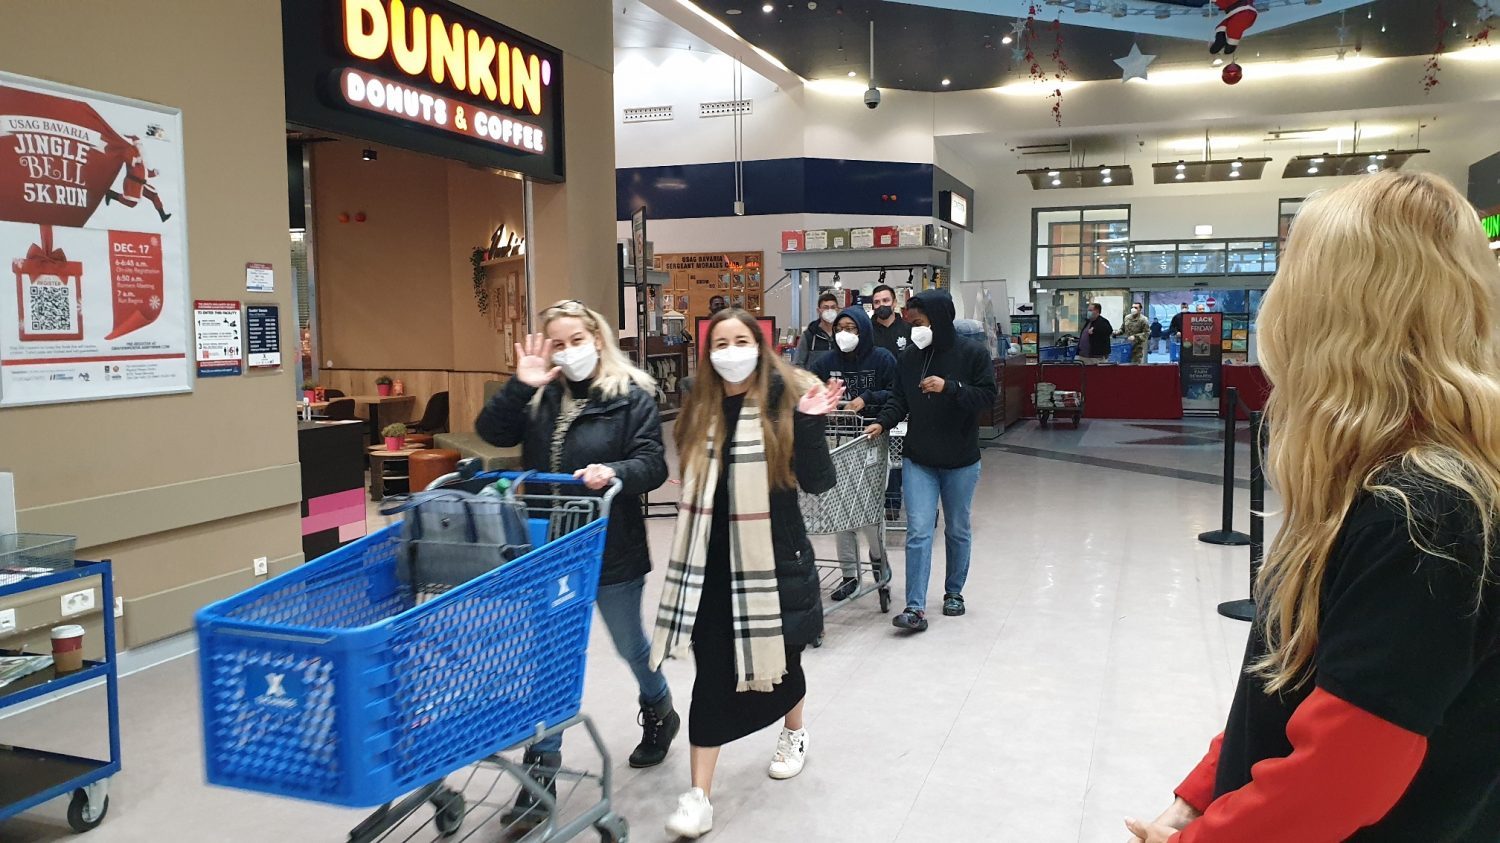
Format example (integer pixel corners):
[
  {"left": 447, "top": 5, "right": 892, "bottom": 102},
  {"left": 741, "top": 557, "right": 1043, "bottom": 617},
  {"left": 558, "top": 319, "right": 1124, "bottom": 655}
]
[{"left": 0, "top": 71, "right": 190, "bottom": 406}]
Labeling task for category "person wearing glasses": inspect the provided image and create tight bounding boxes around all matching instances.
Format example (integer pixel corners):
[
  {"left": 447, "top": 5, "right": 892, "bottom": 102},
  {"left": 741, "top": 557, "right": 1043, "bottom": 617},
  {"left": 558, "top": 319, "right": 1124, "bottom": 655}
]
[{"left": 476, "top": 300, "right": 676, "bottom": 830}]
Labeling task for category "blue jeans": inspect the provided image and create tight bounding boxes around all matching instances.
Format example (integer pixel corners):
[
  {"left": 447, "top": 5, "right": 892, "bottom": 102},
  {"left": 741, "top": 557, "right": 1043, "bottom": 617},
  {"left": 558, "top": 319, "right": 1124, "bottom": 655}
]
[
  {"left": 902, "top": 458, "right": 981, "bottom": 612},
  {"left": 534, "top": 576, "right": 671, "bottom": 753}
]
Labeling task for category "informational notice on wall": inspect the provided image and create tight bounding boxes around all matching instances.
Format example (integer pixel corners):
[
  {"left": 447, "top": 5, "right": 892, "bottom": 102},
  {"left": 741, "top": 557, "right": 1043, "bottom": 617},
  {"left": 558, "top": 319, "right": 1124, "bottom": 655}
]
[
  {"left": 194, "top": 300, "right": 242, "bottom": 378},
  {"left": 245, "top": 261, "right": 274, "bottom": 293},
  {"left": 245, "top": 304, "right": 280, "bottom": 369},
  {"left": 1180, "top": 312, "right": 1223, "bottom": 411},
  {"left": 0, "top": 71, "right": 191, "bottom": 406}
]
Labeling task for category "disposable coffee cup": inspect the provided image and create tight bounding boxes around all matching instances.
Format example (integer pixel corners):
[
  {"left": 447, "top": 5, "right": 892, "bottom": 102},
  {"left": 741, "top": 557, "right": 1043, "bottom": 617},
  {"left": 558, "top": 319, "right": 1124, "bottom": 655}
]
[{"left": 51, "top": 625, "right": 85, "bottom": 674}]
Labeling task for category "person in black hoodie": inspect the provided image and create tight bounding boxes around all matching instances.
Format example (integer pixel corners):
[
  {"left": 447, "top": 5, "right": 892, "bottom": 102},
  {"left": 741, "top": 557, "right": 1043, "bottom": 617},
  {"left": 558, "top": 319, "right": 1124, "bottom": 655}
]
[
  {"left": 865, "top": 290, "right": 996, "bottom": 632},
  {"left": 809, "top": 304, "right": 898, "bottom": 599},
  {"left": 792, "top": 291, "right": 841, "bottom": 367},
  {"left": 476, "top": 300, "right": 675, "bottom": 829}
]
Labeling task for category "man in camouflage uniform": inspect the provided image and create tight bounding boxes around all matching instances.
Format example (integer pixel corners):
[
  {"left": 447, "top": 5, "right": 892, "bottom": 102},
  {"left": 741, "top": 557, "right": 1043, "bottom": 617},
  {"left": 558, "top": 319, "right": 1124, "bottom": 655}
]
[{"left": 1119, "top": 302, "right": 1151, "bottom": 364}]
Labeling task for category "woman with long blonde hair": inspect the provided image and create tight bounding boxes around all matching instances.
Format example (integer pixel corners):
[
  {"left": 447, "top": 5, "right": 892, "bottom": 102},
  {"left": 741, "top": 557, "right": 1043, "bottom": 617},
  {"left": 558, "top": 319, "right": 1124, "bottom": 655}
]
[
  {"left": 476, "top": 300, "right": 675, "bottom": 829},
  {"left": 1127, "top": 172, "right": 1500, "bottom": 842},
  {"left": 651, "top": 308, "right": 842, "bottom": 839}
]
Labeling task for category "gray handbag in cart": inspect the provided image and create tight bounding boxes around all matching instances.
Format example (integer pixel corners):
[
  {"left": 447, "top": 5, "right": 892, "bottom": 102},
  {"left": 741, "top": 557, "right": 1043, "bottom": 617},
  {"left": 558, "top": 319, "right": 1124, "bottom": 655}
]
[{"left": 379, "top": 489, "right": 534, "bottom": 597}]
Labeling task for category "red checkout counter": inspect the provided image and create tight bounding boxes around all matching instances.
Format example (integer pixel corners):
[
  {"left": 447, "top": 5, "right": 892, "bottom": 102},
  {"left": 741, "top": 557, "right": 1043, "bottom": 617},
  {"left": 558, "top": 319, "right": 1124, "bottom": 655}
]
[{"left": 1020, "top": 363, "right": 1268, "bottom": 420}]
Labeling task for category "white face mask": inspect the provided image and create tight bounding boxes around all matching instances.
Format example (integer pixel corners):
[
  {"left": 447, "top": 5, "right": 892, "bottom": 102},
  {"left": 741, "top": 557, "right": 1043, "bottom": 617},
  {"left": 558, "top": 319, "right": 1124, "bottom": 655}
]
[
  {"left": 710, "top": 345, "right": 760, "bottom": 384},
  {"left": 835, "top": 331, "right": 860, "bottom": 353},
  {"left": 821, "top": 308, "right": 839, "bottom": 324},
  {"left": 910, "top": 325, "right": 934, "bottom": 349},
  {"left": 552, "top": 343, "right": 599, "bottom": 382}
]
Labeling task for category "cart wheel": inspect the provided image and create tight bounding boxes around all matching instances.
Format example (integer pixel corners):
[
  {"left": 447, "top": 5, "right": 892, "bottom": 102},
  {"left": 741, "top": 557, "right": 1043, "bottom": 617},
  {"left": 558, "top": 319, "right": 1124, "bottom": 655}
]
[
  {"left": 431, "top": 789, "right": 464, "bottom": 837},
  {"left": 812, "top": 634, "right": 824, "bottom": 648},
  {"left": 1071, "top": 415, "right": 1082, "bottom": 429},
  {"left": 67, "top": 788, "right": 108, "bottom": 833},
  {"left": 878, "top": 587, "right": 891, "bottom": 614},
  {"left": 596, "top": 812, "right": 630, "bottom": 842}
]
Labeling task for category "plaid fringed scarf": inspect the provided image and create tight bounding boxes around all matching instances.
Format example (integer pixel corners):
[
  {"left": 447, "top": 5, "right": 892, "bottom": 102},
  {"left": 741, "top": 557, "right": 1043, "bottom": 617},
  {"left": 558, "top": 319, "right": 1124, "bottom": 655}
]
[{"left": 650, "top": 399, "right": 787, "bottom": 692}]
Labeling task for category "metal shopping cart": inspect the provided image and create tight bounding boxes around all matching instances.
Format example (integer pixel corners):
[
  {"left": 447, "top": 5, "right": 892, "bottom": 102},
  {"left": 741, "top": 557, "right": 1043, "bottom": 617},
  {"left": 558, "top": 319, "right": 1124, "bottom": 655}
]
[
  {"left": 196, "top": 470, "right": 630, "bottom": 843},
  {"left": 801, "top": 413, "right": 893, "bottom": 618},
  {"left": 885, "top": 421, "right": 907, "bottom": 536}
]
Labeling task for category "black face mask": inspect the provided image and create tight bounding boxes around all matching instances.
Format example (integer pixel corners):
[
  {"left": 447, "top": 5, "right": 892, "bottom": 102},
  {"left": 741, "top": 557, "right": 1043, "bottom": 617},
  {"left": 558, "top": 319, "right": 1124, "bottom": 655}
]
[{"left": 874, "top": 306, "right": 893, "bottom": 321}]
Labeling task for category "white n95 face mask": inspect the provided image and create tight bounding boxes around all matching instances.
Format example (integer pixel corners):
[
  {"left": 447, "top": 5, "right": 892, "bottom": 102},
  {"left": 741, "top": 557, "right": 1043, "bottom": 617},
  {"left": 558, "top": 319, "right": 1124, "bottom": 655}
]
[
  {"left": 835, "top": 332, "right": 859, "bottom": 353},
  {"left": 710, "top": 346, "right": 759, "bottom": 384},
  {"left": 910, "top": 326, "right": 934, "bottom": 349},
  {"left": 553, "top": 344, "right": 599, "bottom": 382},
  {"left": 821, "top": 308, "right": 840, "bottom": 324}
]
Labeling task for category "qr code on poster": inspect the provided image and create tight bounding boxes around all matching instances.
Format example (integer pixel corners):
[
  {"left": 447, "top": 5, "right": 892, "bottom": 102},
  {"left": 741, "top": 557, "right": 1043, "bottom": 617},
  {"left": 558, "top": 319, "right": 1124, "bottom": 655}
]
[{"left": 21, "top": 278, "right": 82, "bottom": 340}]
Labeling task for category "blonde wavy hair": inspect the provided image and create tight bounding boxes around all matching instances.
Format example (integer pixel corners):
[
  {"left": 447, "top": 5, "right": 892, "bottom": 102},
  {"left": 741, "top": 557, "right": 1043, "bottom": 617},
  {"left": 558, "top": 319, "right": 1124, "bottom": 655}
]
[
  {"left": 536, "top": 299, "right": 654, "bottom": 402},
  {"left": 676, "top": 308, "right": 819, "bottom": 490},
  {"left": 1254, "top": 171, "right": 1500, "bottom": 692}
]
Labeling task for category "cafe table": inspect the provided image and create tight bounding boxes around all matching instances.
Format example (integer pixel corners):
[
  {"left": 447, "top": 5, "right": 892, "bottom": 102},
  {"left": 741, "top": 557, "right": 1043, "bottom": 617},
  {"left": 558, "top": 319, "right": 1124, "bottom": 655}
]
[
  {"left": 367, "top": 446, "right": 427, "bottom": 502},
  {"left": 347, "top": 395, "right": 418, "bottom": 445}
]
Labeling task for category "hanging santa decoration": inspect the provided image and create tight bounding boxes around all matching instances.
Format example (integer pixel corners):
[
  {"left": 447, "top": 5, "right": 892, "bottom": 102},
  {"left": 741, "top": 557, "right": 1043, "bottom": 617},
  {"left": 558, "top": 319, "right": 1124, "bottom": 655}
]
[{"left": 1211, "top": 0, "right": 1258, "bottom": 57}]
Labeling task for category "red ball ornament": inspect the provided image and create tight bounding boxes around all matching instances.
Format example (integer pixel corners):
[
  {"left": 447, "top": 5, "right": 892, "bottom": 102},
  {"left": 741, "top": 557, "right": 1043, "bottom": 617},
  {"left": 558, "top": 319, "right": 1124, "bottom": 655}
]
[
  {"left": 1221, "top": 62, "right": 1243, "bottom": 85},
  {"left": 337, "top": 212, "right": 350, "bottom": 224},
  {"left": 354, "top": 212, "right": 367, "bottom": 223}
]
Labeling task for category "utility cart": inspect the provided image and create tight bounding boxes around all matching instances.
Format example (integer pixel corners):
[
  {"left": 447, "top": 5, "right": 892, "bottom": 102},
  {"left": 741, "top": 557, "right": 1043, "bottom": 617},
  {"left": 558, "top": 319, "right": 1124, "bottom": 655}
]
[
  {"left": 1035, "top": 360, "right": 1086, "bottom": 428},
  {"left": 0, "top": 534, "right": 119, "bottom": 835}
]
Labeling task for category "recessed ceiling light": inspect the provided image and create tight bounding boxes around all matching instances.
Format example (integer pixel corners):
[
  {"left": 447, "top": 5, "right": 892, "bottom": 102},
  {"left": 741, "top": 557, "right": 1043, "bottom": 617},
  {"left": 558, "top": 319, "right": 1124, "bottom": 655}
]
[
  {"left": 1308, "top": 166, "right": 1319, "bottom": 174},
  {"left": 847, "top": 70, "right": 857, "bottom": 77},
  {"left": 1051, "top": 178, "right": 1062, "bottom": 186},
  {"left": 1366, "top": 163, "right": 1380, "bottom": 173},
  {"left": 762, "top": 3, "right": 773, "bottom": 11},
  {"left": 1100, "top": 168, "right": 1111, "bottom": 175},
  {"left": 1175, "top": 172, "right": 1186, "bottom": 180},
  {"left": 727, "top": 7, "right": 742, "bottom": 13},
  {"left": 1176, "top": 162, "right": 1187, "bottom": 171},
  {"left": 941, "top": 78, "right": 952, "bottom": 86},
  {"left": 1376, "top": 154, "right": 1388, "bottom": 160},
  {"left": 1102, "top": 176, "right": 1113, "bottom": 184},
  {"left": 1001, "top": 35, "right": 1013, "bottom": 45},
  {"left": 1312, "top": 157, "right": 1325, "bottom": 163},
  {"left": 1047, "top": 170, "right": 1060, "bottom": 177},
  {"left": 1212, "top": 58, "right": 1223, "bottom": 66},
  {"left": 1229, "top": 170, "right": 1241, "bottom": 178},
  {"left": 1231, "top": 160, "right": 1242, "bottom": 169}
]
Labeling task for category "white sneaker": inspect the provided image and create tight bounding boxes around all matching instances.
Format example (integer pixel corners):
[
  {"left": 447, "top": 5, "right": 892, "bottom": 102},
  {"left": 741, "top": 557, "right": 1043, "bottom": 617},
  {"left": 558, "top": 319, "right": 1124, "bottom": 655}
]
[
  {"left": 665, "top": 787, "right": 714, "bottom": 839},
  {"left": 767, "top": 727, "right": 808, "bottom": 780}
]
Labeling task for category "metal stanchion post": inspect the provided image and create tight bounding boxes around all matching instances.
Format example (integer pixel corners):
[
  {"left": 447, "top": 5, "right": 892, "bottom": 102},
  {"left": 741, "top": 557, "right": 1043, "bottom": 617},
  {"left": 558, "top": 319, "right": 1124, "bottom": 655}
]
[
  {"left": 1218, "top": 410, "right": 1264, "bottom": 622},
  {"left": 1199, "top": 387, "right": 1251, "bottom": 546}
]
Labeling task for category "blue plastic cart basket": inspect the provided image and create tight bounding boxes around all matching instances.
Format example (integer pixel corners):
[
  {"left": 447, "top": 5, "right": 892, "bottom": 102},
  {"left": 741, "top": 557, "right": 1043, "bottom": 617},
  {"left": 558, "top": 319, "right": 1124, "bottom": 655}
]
[{"left": 196, "top": 472, "right": 610, "bottom": 809}]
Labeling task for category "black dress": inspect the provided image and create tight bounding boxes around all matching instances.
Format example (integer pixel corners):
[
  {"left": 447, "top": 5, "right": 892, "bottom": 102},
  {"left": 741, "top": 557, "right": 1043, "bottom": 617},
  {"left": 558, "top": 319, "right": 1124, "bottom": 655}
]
[{"left": 688, "top": 393, "right": 807, "bottom": 748}]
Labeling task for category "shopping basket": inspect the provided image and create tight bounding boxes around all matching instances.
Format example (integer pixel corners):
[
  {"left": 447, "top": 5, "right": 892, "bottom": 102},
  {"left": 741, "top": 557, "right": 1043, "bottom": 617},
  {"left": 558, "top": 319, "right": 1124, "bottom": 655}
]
[
  {"left": 801, "top": 422, "right": 894, "bottom": 619},
  {"left": 196, "top": 472, "right": 616, "bottom": 811}
]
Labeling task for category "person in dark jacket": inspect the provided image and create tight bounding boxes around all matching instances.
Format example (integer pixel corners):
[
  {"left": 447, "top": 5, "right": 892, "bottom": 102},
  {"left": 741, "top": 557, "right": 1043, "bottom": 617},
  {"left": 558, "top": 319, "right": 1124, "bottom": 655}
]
[
  {"left": 865, "top": 290, "right": 996, "bottom": 631},
  {"left": 809, "top": 304, "right": 898, "bottom": 599},
  {"left": 1150, "top": 317, "right": 1164, "bottom": 353},
  {"left": 870, "top": 283, "right": 913, "bottom": 357},
  {"left": 476, "top": 300, "right": 674, "bottom": 829},
  {"left": 1168, "top": 303, "right": 1189, "bottom": 340},
  {"left": 653, "top": 308, "right": 840, "bottom": 839},
  {"left": 792, "top": 290, "right": 841, "bottom": 367},
  {"left": 1077, "top": 302, "right": 1113, "bottom": 363}
]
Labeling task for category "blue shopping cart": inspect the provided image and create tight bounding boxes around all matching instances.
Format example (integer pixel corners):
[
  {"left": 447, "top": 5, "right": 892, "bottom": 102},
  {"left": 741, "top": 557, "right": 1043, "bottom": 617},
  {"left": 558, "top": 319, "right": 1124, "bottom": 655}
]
[{"left": 196, "top": 470, "right": 629, "bottom": 842}]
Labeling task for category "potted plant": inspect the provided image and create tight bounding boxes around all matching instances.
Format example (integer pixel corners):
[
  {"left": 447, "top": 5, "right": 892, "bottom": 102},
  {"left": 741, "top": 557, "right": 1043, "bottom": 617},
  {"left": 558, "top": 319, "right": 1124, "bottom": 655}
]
[
  {"left": 375, "top": 375, "right": 394, "bottom": 397},
  {"left": 382, "top": 422, "right": 408, "bottom": 451},
  {"left": 302, "top": 380, "right": 317, "bottom": 402}
]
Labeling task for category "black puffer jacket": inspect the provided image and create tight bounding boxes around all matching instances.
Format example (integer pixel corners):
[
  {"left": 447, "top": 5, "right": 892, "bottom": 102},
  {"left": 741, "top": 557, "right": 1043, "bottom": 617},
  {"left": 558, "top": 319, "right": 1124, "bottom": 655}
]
[
  {"left": 475, "top": 377, "right": 667, "bottom": 586},
  {"left": 684, "top": 374, "right": 836, "bottom": 650}
]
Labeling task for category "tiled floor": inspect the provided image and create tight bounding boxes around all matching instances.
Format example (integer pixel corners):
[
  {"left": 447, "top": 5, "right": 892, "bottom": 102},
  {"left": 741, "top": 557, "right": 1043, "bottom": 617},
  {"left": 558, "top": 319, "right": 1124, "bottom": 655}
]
[{"left": 0, "top": 421, "right": 1271, "bottom": 842}]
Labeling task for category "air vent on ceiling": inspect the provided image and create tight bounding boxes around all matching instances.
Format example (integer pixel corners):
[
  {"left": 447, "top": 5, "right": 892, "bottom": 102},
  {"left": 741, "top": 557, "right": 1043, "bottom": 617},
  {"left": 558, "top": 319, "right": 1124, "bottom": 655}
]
[
  {"left": 623, "top": 105, "right": 674, "bottom": 124},
  {"left": 700, "top": 99, "right": 753, "bottom": 118}
]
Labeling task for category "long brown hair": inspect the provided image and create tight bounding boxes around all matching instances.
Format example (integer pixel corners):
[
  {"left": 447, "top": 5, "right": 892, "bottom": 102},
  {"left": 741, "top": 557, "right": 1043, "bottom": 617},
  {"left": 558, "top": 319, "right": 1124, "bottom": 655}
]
[
  {"left": 1253, "top": 171, "right": 1500, "bottom": 692},
  {"left": 677, "top": 308, "right": 818, "bottom": 490}
]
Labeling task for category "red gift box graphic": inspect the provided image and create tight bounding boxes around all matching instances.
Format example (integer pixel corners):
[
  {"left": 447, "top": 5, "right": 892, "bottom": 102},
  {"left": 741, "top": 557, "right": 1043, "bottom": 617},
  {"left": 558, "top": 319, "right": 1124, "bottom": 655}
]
[{"left": 13, "top": 224, "right": 84, "bottom": 341}]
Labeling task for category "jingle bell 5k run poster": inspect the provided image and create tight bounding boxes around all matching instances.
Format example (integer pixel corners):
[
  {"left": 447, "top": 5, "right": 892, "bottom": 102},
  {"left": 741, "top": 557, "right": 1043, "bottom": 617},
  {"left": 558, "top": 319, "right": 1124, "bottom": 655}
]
[{"left": 0, "top": 71, "right": 191, "bottom": 407}]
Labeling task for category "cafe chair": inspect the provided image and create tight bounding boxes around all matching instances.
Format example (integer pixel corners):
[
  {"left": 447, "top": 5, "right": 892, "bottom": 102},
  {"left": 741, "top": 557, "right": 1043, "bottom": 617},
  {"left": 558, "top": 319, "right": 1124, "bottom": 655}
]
[
  {"left": 321, "top": 398, "right": 356, "bottom": 421},
  {"left": 323, "top": 388, "right": 346, "bottom": 399},
  {"left": 410, "top": 391, "right": 450, "bottom": 434}
]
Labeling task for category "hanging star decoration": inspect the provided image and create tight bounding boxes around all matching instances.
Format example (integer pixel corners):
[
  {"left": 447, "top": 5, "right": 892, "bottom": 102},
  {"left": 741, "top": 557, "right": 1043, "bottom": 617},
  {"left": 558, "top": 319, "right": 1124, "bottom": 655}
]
[
  {"left": 1010, "top": 17, "right": 1030, "bottom": 37},
  {"left": 1115, "top": 43, "right": 1156, "bottom": 81},
  {"left": 1476, "top": 0, "right": 1494, "bottom": 22}
]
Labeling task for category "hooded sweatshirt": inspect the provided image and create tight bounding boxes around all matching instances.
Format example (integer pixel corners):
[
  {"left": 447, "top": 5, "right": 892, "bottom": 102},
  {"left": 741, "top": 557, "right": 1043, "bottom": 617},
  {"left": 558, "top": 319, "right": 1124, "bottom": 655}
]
[
  {"left": 808, "top": 305, "right": 897, "bottom": 419},
  {"left": 875, "top": 290, "right": 997, "bottom": 469},
  {"left": 793, "top": 314, "right": 838, "bottom": 367}
]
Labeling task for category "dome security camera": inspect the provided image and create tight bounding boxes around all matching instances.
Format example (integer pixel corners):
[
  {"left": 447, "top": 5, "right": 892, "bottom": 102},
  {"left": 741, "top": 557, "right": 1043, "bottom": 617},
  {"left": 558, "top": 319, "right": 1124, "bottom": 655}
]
[{"left": 864, "top": 86, "right": 881, "bottom": 109}]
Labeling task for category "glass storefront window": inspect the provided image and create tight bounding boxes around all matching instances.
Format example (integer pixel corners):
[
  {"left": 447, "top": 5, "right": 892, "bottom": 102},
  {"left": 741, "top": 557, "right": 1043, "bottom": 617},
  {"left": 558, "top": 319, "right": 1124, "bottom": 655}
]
[{"left": 1034, "top": 206, "right": 1131, "bottom": 280}]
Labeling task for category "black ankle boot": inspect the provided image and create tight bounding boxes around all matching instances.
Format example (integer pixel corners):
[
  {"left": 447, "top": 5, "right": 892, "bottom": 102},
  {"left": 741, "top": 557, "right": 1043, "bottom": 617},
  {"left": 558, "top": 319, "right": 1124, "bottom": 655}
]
[
  {"left": 502, "top": 749, "right": 559, "bottom": 830},
  {"left": 628, "top": 697, "right": 680, "bottom": 768}
]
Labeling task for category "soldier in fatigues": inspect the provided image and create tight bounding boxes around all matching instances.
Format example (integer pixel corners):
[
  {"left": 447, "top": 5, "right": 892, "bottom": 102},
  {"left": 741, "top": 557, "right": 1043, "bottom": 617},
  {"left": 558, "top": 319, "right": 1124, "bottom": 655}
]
[{"left": 1120, "top": 302, "right": 1151, "bottom": 364}]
